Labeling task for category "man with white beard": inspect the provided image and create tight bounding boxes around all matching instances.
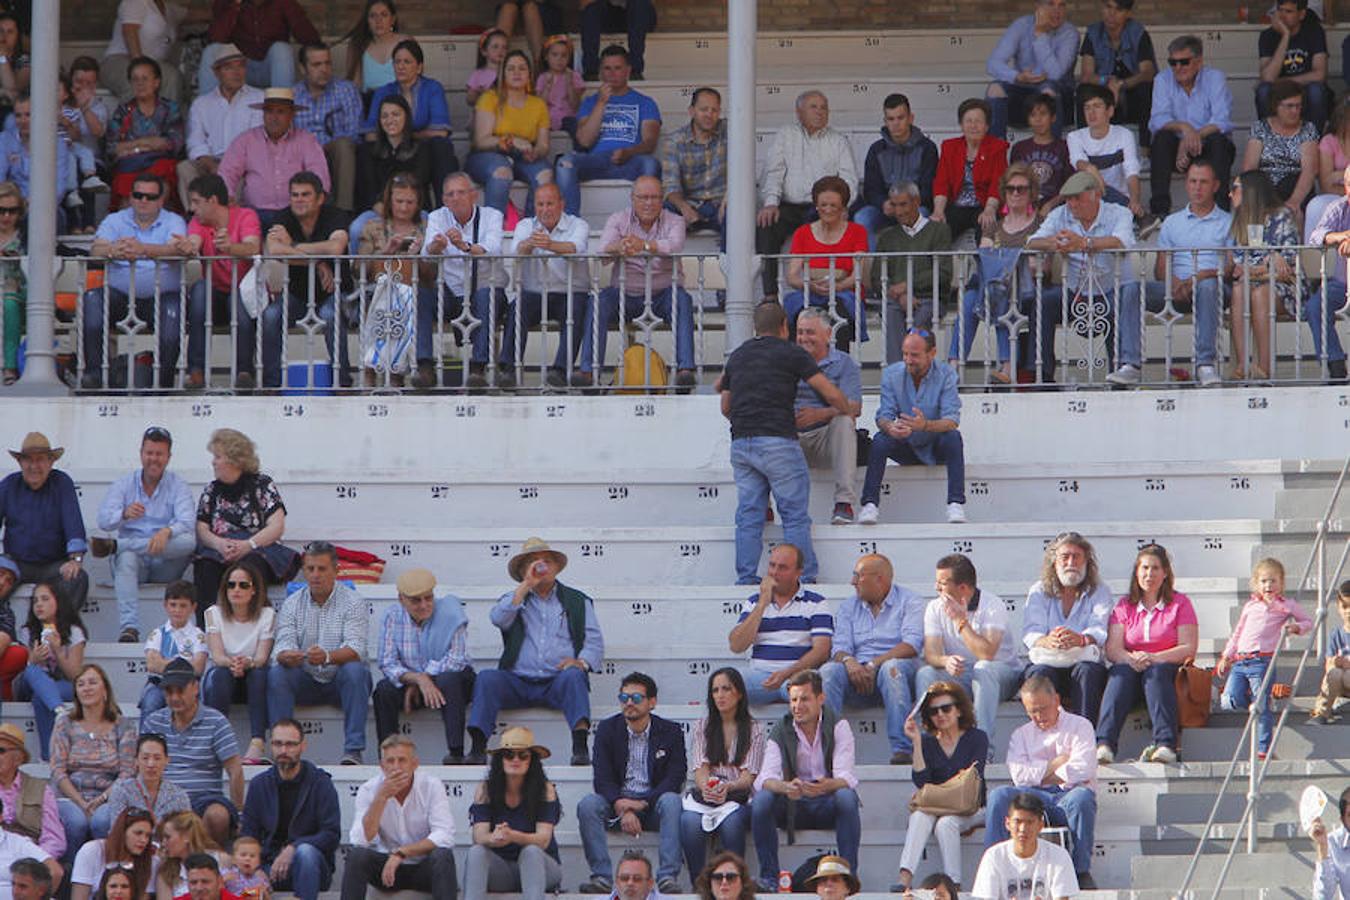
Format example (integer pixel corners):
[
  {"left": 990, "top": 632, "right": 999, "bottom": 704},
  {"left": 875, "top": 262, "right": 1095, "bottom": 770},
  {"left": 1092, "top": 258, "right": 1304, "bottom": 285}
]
[{"left": 1018, "top": 532, "right": 1113, "bottom": 724}]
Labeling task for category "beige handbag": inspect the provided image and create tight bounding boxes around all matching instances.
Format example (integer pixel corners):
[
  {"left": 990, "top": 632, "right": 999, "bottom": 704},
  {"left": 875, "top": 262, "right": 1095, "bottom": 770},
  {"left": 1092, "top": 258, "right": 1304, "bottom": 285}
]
[{"left": 909, "top": 765, "right": 983, "bottom": 817}]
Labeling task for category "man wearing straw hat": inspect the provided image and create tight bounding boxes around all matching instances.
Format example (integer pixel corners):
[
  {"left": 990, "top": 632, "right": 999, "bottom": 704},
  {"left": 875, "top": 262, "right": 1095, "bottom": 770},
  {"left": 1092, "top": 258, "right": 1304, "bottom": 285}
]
[
  {"left": 217, "top": 86, "right": 330, "bottom": 225},
  {"left": 0, "top": 433, "right": 89, "bottom": 612},
  {"left": 804, "top": 855, "right": 859, "bottom": 899},
  {"left": 468, "top": 537, "right": 604, "bottom": 766},
  {"left": 372, "top": 568, "right": 477, "bottom": 765}
]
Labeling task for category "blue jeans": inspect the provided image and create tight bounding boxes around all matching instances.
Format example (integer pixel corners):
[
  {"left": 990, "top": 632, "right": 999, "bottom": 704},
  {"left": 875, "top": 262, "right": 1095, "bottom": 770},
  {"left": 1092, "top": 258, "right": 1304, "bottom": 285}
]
[
  {"left": 750, "top": 789, "right": 861, "bottom": 882},
  {"left": 853, "top": 205, "right": 895, "bottom": 251},
  {"left": 555, "top": 151, "right": 661, "bottom": 216},
  {"left": 1096, "top": 662, "right": 1180, "bottom": 754},
  {"left": 950, "top": 283, "right": 1020, "bottom": 364},
  {"left": 13, "top": 666, "right": 73, "bottom": 760},
  {"left": 464, "top": 151, "right": 552, "bottom": 216},
  {"left": 198, "top": 41, "right": 295, "bottom": 93},
  {"left": 110, "top": 531, "right": 194, "bottom": 633},
  {"left": 580, "top": 0, "right": 656, "bottom": 76},
  {"left": 1118, "top": 279, "right": 1225, "bottom": 368},
  {"left": 739, "top": 667, "right": 791, "bottom": 706},
  {"left": 467, "top": 667, "right": 591, "bottom": 736},
  {"left": 985, "top": 784, "right": 1097, "bottom": 874},
  {"left": 577, "top": 792, "right": 682, "bottom": 882},
  {"left": 81, "top": 287, "right": 183, "bottom": 377},
  {"left": 416, "top": 285, "right": 499, "bottom": 367},
  {"left": 989, "top": 81, "right": 1072, "bottom": 139},
  {"left": 578, "top": 287, "right": 696, "bottom": 372},
  {"left": 58, "top": 797, "right": 115, "bottom": 866},
  {"left": 187, "top": 282, "right": 245, "bottom": 375},
  {"left": 729, "top": 436, "right": 816, "bottom": 584},
  {"left": 680, "top": 804, "right": 749, "bottom": 876},
  {"left": 203, "top": 664, "right": 271, "bottom": 740},
  {"left": 499, "top": 291, "right": 586, "bottom": 372},
  {"left": 782, "top": 289, "right": 868, "bottom": 342},
  {"left": 243, "top": 290, "right": 346, "bottom": 387},
  {"left": 666, "top": 199, "right": 727, "bottom": 251},
  {"left": 266, "top": 662, "right": 373, "bottom": 754},
  {"left": 269, "top": 841, "right": 332, "bottom": 900},
  {"left": 860, "top": 429, "right": 966, "bottom": 507},
  {"left": 1032, "top": 284, "right": 1132, "bottom": 380},
  {"left": 916, "top": 659, "right": 1020, "bottom": 746},
  {"left": 1222, "top": 656, "right": 1275, "bottom": 753},
  {"left": 820, "top": 657, "right": 919, "bottom": 754},
  {"left": 1022, "top": 661, "right": 1108, "bottom": 725},
  {"left": 1304, "top": 278, "right": 1349, "bottom": 363}
]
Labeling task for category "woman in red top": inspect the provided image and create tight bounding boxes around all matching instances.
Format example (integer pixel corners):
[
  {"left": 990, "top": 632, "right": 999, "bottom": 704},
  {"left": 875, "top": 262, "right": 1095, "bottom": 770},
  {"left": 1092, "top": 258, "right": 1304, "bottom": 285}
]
[
  {"left": 782, "top": 175, "right": 870, "bottom": 349},
  {"left": 932, "top": 98, "right": 1009, "bottom": 245}
]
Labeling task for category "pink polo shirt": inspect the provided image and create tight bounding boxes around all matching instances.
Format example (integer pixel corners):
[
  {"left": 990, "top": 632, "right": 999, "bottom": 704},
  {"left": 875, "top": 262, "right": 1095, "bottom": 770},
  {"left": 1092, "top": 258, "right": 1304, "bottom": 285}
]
[
  {"left": 1110, "top": 592, "right": 1198, "bottom": 654},
  {"left": 188, "top": 206, "right": 261, "bottom": 289},
  {"left": 1223, "top": 594, "right": 1314, "bottom": 659}
]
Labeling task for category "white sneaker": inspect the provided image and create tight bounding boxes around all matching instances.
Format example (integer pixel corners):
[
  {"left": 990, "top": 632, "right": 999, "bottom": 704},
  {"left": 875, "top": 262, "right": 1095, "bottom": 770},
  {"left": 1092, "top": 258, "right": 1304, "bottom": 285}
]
[
  {"left": 946, "top": 502, "right": 966, "bottom": 524},
  {"left": 1097, "top": 744, "right": 1115, "bottom": 764},
  {"left": 1106, "top": 363, "right": 1141, "bottom": 386},
  {"left": 1195, "top": 365, "right": 1221, "bottom": 387},
  {"left": 1149, "top": 745, "right": 1178, "bottom": 764},
  {"left": 857, "top": 502, "right": 880, "bottom": 525},
  {"left": 80, "top": 175, "right": 110, "bottom": 193}
]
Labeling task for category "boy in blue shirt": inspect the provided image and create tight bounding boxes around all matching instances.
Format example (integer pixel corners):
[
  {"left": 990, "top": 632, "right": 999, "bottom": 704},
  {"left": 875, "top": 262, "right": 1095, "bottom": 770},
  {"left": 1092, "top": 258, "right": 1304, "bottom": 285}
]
[
  {"left": 139, "top": 580, "right": 208, "bottom": 717},
  {"left": 1311, "top": 580, "right": 1350, "bottom": 724}
]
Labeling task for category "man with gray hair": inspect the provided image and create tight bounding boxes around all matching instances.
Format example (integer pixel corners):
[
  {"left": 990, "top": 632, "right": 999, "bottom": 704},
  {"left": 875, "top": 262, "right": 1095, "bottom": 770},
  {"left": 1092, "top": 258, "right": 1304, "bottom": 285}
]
[
  {"left": 8, "top": 857, "right": 53, "bottom": 900},
  {"left": 1147, "top": 34, "right": 1235, "bottom": 217},
  {"left": 985, "top": 0, "right": 1079, "bottom": 139},
  {"left": 1019, "top": 531, "right": 1113, "bottom": 724},
  {"left": 794, "top": 309, "right": 862, "bottom": 524},
  {"left": 342, "top": 734, "right": 457, "bottom": 900},
  {"left": 756, "top": 92, "right": 859, "bottom": 299},
  {"left": 871, "top": 182, "right": 953, "bottom": 363}
]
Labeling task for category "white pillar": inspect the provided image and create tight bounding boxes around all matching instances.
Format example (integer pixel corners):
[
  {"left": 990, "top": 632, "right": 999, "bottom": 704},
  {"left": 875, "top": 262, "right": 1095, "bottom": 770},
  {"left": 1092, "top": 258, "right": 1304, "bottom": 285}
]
[
  {"left": 14, "top": 0, "right": 66, "bottom": 394},
  {"left": 723, "top": 0, "right": 757, "bottom": 352}
]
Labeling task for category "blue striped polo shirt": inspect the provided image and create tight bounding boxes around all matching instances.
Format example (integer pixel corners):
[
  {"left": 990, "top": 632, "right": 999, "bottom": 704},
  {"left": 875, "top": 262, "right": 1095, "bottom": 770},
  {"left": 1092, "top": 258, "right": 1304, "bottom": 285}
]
[
  {"left": 740, "top": 589, "right": 833, "bottom": 672},
  {"left": 141, "top": 702, "right": 240, "bottom": 802}
]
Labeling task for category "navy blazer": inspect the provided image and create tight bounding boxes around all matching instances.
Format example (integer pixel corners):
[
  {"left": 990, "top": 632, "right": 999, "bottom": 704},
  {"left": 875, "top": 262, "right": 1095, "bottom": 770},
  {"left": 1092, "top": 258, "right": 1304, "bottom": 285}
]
[
  {"left": 240, "top": 759, "right": 341, "bottom": 867},
  {"left": 592, "top": 713, "right": 687, "bottom": 806}
]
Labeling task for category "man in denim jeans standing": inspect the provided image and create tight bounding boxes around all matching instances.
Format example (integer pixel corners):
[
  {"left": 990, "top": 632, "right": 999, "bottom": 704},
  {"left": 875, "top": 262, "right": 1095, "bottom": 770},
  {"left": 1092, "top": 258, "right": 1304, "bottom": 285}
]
[{"left": 717, "top": 302, "right": 853, "bottom": 585}]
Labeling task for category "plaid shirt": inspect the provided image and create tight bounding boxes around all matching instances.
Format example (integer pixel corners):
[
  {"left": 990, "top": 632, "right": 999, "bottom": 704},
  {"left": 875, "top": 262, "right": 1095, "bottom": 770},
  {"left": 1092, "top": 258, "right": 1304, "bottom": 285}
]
[
  {"left": 377, "top": 599, "right": 472, "bottom": 684},
  {"left": 292, "top": 78, "right": 363, "bottom": 145},
  {"left": 271, "top": 582, "right": 368, "bottom": 682},
  {"left": 660, "top": 119, "right": 727, "bottom": 205},
  {"left": 621, "top": 725, "right": 651, "bottom": 797}
]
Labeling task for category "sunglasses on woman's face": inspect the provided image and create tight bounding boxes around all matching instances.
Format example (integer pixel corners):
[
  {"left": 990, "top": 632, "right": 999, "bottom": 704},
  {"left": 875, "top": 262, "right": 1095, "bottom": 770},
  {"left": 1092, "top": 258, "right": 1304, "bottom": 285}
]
[
  {"left": 928, "top": 702, "right": 957, "bottom": 715},
  {"left": 500, "top": 749, "right": 532, "bottom": 761},
  {"left": 710, "top": 872, "right": 742, "bottom": 883},
  {"left": 226, "top": 580, "right": 253, "bottom": 589}
]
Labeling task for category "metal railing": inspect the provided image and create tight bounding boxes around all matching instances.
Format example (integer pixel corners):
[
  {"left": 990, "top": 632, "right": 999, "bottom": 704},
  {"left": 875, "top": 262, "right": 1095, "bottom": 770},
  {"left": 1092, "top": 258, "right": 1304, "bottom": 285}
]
[
  {"left": 1174, "top": 455, "right": 1350, "bottom": 900},
  {"left": 36, "top": 244, "right": 1350, "bottom": 394}
]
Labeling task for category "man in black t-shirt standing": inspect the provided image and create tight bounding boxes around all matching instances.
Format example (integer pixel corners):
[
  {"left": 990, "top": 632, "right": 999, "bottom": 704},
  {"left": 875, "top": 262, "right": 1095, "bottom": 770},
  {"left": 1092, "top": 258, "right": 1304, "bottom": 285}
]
[
  {"left": 719, "top": 302, "right": 853, "bottom": 586},
  {"left": 253, "top": 171, "right": 352, "bottom": 390},
  {"left": 1257, "top": 0, "right": 1329, "bottom": 130}
]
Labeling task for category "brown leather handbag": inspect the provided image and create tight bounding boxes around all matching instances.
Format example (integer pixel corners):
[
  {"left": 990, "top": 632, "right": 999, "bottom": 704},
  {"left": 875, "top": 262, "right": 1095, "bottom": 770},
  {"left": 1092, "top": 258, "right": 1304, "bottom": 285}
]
[
  {"left": 909, "top": 765, "right": 983, "bottom": 817},
  {"left": 1175, "top": 658, "right": 1216, "bottom": 728}
]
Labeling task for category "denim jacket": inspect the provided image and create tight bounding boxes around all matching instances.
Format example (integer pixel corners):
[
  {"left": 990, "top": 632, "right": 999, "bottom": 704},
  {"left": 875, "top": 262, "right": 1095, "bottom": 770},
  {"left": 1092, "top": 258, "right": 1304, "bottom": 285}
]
[{"left": 1083, "top": 19, "right": 1149, "bottom": 83}]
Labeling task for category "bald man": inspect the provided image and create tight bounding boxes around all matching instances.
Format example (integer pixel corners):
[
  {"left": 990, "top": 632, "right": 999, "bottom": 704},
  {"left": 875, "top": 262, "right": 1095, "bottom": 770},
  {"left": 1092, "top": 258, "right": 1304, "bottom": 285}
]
[{"left": 819, "top": 553, "right": 927, "bottom": 764}]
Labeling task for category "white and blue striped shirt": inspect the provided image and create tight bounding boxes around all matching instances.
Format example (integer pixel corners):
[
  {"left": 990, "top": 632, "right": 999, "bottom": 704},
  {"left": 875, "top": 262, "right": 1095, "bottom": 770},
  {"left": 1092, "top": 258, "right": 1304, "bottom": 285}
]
[{"left": 739, "top": 589, "right": 833, "bottom": 673}]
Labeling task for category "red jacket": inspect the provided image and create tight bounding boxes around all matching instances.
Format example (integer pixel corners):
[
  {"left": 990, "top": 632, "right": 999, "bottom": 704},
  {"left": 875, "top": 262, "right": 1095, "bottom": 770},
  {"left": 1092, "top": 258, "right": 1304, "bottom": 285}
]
[
  {"left": 208, "top": 0, "right": 320, "bottom": 61},
  {"left": 933, "top": 134, "right": 1010, "bottom": 208}
]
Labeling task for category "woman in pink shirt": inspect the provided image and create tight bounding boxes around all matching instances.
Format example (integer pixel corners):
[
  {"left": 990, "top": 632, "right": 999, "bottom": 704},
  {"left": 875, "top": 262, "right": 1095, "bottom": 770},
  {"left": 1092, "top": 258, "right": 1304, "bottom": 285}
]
[
  {"left": 1095, "top": 544, "right": 1198, "bottom": 765},
  {"left": 1217, "top": 557, "right": 1312, "bottom": 758}
]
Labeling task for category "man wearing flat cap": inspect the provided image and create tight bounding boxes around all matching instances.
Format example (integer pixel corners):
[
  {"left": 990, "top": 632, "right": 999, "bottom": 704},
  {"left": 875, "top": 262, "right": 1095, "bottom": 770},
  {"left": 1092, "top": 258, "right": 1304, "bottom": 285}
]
[
  {"left": 468, "top": 537, "right": 605, "bottom": 766},
  {"left": 373, "top": 568, "right": 476, "bottom": 765},
  {"left": 178, "top": 44, "right": 265, "bottom": 210},
  {"left": 218, "top": 86, "right": 330, "bottom": 225},
  {"left": 0, "top": 433, "right": 89, "bottom": 612},
  {"left": 1025, "top": 170, "right": 1138, "bottom": 383}
]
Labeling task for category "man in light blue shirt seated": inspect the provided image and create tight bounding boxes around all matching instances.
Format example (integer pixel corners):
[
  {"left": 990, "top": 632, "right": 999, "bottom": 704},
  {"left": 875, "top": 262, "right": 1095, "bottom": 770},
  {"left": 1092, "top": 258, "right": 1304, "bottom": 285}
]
[
  {"left": 794, "top": 309, "right": 863, "bottom": 525},
  {"left": 820, "top": 552, "right": 927, "bottom": 764},
  {"left": 1301, "top": 169, "right": 1350, "bottom": 383},
  {"left": 80, "top": 173, "right": 192, "bottom": 389},
  {"left": 857, "top": 329, "right": 965, "bottom": 526},
  {"left": 1148, "top": 34, "right": 1236, "bottom": 217},
  {"left": 91, "top": 425, "right": 196, "bottom": 643},
  {"left": 1025, "top": 170, "right": 1138, "bottom": 383},
  {"left": 985, "top": 0, "right": 1080, "bottom": 139},
  {"left": 556, "top": 45, "right": 661, "bottom": 216},
  {"left": 468, "top": 537, "right": 605, "bottom": 766},
  {"left": 1110, "top": 158, "right": 1232, "bottom": 388}
]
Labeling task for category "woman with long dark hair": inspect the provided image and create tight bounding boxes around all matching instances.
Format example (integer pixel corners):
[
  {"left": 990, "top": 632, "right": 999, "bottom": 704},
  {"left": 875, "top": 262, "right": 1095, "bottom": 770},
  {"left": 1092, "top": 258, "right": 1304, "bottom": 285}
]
[
  {"left": 694, "top": 851, "right": 755, "bottom": 900},
  {"left": 13, "top": 580, "right": 86, "bottom": 759},
  {"left": 202, "top": 559, "right": 274, "bottom": 765},
  {"left": 355, "top": 94, "right": 435, "bottom": 213},
  {"left": 680, "top": 667, "right": 766, "bottom": 875},
  {"left": 342, "top": 0, "right": 409, "bottom": 93},
  {"left": 69, "top": 807, "right": 156, "bottom": 900},
  {"left": 463, "top": 726, "right": 563, "bottom": 900}
]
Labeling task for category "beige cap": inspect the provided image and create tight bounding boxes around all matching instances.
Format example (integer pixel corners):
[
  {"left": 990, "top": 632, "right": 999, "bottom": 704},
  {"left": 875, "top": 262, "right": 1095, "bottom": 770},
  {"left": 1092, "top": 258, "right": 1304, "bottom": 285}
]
[{"left": 396, "top": 568, "right": 436, "bottom": 596}]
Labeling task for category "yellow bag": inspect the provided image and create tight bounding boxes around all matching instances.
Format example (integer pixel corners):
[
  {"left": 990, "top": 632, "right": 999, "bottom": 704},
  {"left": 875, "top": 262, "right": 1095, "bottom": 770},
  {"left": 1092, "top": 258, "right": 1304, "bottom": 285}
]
[{"left": 614, "top": 343, "right": 669, "bottom": 395}]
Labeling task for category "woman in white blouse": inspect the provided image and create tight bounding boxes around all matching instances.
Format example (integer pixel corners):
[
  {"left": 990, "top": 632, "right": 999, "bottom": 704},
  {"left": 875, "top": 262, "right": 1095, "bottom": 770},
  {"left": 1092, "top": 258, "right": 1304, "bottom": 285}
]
[
  {"left": 101, "top": 0, "right": 204, "bottom": 101},
  {"left": 201, "top": 560, "right": 274, "bottom": 765}
]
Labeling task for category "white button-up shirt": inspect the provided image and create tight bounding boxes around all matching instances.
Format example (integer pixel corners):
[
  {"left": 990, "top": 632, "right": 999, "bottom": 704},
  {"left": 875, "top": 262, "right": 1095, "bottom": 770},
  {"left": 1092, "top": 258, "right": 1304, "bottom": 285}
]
[
  {"left": 512, "top": 212, "right": 591, "bottom": 295},
  {"left": 186, "top": 84, "right": 265, "bottom": 160},
  {"left": 349, "top": 769, "right": 456, "bottom": 857},
  {"left": 423, "top": 204, "right": 505, "bottom": 296},
  {"left": 760, "top": 122, "right": 859, "bottom": 207},
  {"left": 1315, "top": 824, "right": 1350, "bottom": 900}
]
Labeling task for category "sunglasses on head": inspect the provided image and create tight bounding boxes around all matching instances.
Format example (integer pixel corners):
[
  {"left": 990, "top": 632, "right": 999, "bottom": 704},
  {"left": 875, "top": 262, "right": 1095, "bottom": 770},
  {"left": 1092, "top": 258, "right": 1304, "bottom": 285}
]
[
  {"left": 130, "top": 190, "right": 161, "bottom": 201},
  {"left": 226, "top": 580, "right": 253, "bottom": 590},
  {"left": 618, "top": 691, "right": 647, "bottom": 704},
  {"left": 710, "top": 872, "right": 742, "bottom": 883},
  {"left": 143, "top": 425, "right": 171, "bottom": 443},
  {"left": 500, "top": 748, "right": 532, "bottom": 761}
]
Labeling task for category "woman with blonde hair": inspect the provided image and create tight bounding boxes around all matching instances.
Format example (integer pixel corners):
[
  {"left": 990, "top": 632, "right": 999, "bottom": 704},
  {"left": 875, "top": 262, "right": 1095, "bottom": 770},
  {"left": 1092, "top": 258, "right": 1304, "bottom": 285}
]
[
  {"left": 155, "top": 810, "right": 228, "bottom": 898},
  {"left": 191, "top": 429, "right": 297, "bottom": 627}
]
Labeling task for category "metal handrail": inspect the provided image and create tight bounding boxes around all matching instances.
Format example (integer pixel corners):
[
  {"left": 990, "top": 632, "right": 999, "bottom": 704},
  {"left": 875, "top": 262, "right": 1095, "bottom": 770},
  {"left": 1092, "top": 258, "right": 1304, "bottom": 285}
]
[{"left": 1174, "top": 455, "right": 1350, "bottom": 899}]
